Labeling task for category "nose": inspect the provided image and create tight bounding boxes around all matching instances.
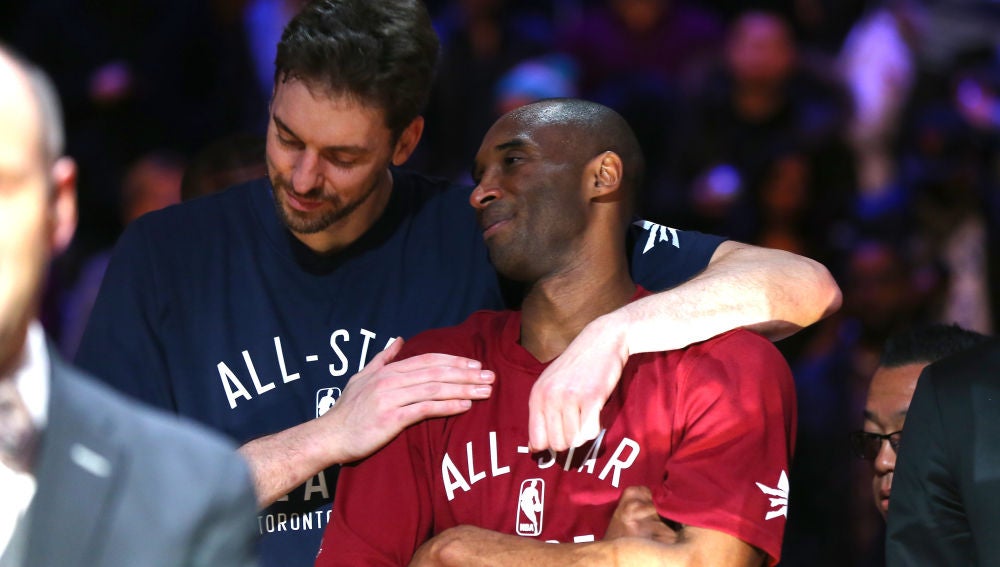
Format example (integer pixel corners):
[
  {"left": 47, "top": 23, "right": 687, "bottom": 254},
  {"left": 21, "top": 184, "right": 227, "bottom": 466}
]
[
  {"left": 873, "top": 438, "right": 896, "bottom": 474},
  {"left": 290, "top": 150, "right": 323, "bottom": 194},
  {"left": 469, "top": 172, "right": 502, "bottom": 210}
]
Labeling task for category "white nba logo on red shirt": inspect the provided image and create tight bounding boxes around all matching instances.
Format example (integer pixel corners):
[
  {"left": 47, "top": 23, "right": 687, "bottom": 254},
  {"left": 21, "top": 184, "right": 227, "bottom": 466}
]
[{"left": 515, "top": 479, "right": 544, "bottom": 536}]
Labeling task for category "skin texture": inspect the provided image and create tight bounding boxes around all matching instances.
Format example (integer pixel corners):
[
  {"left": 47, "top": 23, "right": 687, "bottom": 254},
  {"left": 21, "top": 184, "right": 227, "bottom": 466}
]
[
  {"left": 863, "top": 362, "right": 924, "bottom": 519},
  {"left": 265, "top": 77, "right": 422, "bottom": 254},
  {"left": 0, "top": 53, "right": 76, "bottom": 378}
]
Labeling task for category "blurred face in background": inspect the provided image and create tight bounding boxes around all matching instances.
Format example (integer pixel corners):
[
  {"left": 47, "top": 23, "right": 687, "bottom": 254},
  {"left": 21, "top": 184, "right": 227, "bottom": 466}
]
[{"left": 726, "top": 12, "right": 795, "bottom": 88}]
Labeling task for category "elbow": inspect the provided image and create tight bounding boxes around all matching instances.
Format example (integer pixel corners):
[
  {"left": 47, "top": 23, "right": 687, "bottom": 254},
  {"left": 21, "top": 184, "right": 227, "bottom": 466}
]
[{"left": 809, "top": 258, "right": 842, "bottom": 320}]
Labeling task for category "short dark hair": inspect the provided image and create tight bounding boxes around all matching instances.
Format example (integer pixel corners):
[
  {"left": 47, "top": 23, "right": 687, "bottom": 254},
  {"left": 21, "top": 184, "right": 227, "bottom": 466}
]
[
  {"left": 880, "top": 323, "right": 991, "bottom": 367},
  {"left": 274, "top": 0, "right": 439, "bottom": 138}
]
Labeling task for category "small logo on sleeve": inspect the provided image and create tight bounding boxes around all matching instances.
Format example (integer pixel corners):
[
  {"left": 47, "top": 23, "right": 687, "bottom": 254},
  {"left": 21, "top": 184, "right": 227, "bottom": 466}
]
[
  {"left": 755, "top": 470, "right": 789, "bottom": 520},
  {"left": 315, "top": 387, "right": 342, "bottom": 418},
  {"left": 515, "top": 479, "right": 545, "bottom": 536}
]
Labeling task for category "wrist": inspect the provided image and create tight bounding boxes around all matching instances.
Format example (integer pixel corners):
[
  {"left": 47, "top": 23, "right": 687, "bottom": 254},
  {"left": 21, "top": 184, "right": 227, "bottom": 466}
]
[{"left": 591, "top": 310, "right": 631, "bottom": 362}]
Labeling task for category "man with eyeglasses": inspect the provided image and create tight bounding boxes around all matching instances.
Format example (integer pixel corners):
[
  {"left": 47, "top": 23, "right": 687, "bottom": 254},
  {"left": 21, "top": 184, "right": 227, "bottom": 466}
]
[{"left": 851, "top": 323, "right": 988, "bottom": 520}]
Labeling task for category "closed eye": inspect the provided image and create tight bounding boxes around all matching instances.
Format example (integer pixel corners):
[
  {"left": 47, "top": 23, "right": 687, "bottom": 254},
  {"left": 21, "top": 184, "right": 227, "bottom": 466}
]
[{"left": 276, "top": 134, "right": 303, "bottom": 149}]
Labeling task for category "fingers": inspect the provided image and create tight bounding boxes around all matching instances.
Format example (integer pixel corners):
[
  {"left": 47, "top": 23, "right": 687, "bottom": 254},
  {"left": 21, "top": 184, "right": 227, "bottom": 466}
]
[
  {"left": 561, "top": 403, "right": 580, "bottom": 453},
  {"left": 571, "top": 403, "right": 602, "bottom": 448},
  {"left": 396, "top": 399, "right": 477, "bottom": 428},
  {"left": 393, "top": 376, "right": 494, "bottom": 408},
  {"left": 528, "top": 388, "right": 549, "bottom": 452},
  {"left": 363, "top": 336, "right": 404, "bottom": 372},
  {"left": 543, "top": 400, "right": 567, "bottom": 453},
  {"left": 390, "top": 351, "right": 482, "bottom": 373}
]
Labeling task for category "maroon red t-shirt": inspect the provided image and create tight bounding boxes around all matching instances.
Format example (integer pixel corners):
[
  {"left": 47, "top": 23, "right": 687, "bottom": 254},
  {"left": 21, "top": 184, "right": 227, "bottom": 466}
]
[{"left": 318, "top": 290, "right": 796, "bottom": 566}]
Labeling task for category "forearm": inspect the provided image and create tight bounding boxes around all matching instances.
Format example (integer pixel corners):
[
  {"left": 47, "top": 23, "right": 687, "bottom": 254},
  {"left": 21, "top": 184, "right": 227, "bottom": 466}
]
[
  {"left": 239, "top": 417, "right": 347, "bottom": 508},
  {"left": 415, "top": 526, "right": 762, "bottom": 567},
  {"left": 623, "top": 240, "right": 840, "bottom": 354}
]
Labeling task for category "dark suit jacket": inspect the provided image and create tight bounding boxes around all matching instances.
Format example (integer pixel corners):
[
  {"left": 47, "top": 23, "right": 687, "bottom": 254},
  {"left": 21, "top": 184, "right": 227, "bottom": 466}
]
[
  {"left": 21, "top": 350, "right": 259, "bottom": 567},
  {"left": 886, "top": 337, "right": 1000, "bottom": 566}
]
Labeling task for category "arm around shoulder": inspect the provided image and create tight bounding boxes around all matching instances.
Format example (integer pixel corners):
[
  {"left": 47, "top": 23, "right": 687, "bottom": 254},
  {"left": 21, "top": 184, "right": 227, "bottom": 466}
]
[{"left": 629, "top": 240, "right": 841, "bottom": 350}]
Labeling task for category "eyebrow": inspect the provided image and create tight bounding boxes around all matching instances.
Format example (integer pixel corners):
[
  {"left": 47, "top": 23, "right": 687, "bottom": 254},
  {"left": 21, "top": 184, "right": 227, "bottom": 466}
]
[
  {"left": 272, "top": 114, "right": 369, "bottom": 156},
  {"left": 471, "top": 138, "right": 533, "bottom": 180},
  {"left": 495, "top": 139, "right": 530, "bottom": 152}
]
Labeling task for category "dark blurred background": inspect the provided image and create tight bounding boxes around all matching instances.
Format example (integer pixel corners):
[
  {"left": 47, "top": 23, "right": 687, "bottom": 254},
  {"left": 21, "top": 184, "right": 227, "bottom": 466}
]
[{"left": 4, "top": 1, "right": 999, "bottom": 564}]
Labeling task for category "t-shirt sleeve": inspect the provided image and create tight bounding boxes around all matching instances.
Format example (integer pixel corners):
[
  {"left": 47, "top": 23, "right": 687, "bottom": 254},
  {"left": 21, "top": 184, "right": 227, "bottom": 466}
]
[
  {"left": 654, "top": 330, "right": 796, "bottom": 566},
  {"left": 885, "top": 365, "right": 971, "bottom": 566},
  {"left": 317, "top": 424, "right": 435, "bottom": 567},
  {"left": 74, "top": 218, "right": 176, "bottom": 411},
  {"left": 627, "top": 220, "right": 725, "bottom": 291}
]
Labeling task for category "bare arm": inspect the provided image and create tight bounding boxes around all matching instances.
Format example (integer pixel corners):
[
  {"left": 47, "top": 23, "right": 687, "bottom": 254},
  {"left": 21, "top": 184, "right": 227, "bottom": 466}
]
[
  {"left": 240, "top": 338, "right": 494, "bottom": 507},
  {"left": 410, "top": 487, "right": 764, "bottom": 567},
  {"left": 530, "top": 241, "right": 841, "bottom": 450}
]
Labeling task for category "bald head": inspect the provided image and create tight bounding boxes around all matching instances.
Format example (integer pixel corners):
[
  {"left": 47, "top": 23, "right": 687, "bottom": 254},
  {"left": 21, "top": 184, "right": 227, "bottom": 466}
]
[
  {"left": 0, "top": 44, "right": 65, "bottom": 165},
  {"left": 506, "top": 99, "right": 644, "bottom": 198},
  {"left": 0, "top": 45, "right": 76, "bottom": 377}
]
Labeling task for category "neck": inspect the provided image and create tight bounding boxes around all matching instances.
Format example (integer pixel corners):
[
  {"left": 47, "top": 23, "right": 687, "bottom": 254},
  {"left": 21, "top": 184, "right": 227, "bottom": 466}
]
[
  {"left": 0, "top": 318, "right": 31, "bottom": 381},
  {"left": 519, "top": 256, "right": 635, "bottom": 363}
]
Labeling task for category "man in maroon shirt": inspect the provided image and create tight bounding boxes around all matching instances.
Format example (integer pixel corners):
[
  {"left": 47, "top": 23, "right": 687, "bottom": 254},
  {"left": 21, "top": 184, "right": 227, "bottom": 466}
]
[{"left": 318, "top": 99, "right": 796, "bottom": 566}]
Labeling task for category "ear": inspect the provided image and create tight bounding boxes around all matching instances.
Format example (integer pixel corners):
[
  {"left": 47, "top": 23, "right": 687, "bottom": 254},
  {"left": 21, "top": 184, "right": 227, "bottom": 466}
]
[
  {"left": 49, "top": 156, "right": 77, "bottom": 256},
  {"left": 588, "top": 151, "right": 623, "bottom": 200},
  {"left": 391, "top": 116, "right": 425, "bottom": 166}
]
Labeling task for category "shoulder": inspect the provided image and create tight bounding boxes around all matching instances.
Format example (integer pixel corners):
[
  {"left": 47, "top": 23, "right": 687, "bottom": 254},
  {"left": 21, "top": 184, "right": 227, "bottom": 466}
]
[
  {"left": 925, "top": 338, "right": 1000, "bottom": 390},
  {"left": 54, "top": 359, "right": 246, "bottom": 471},
  {"left": 391, "top": 168, "right": 471, "bottom": 211},
  {"left": 914, "top": 338, "right": 1000, "bottom": 421},
  {"left": 693, "top": 329, "right": 783, "bottom": 361},
  {"left": 399, "top": 310, "right": 508, "bottom": 359},
  {"left": 677, "top": 329, "right": 794, "bottom": 391},
  {"left": 117, "top": 178, "right": 265, "bottom": 253},
  {"left": 136, "top": 177, "right": 264, "bottom": 229}
]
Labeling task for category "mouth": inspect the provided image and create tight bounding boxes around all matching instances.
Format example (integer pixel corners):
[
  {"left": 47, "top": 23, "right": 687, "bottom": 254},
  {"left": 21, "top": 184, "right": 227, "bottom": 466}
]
[
  {"left": 482, "top": 218, "right": 511, "bottom": 239},
  {"left": 478, "top": 207, "right": 514, "bottom": 239},
  {"left": 284, "top": 189, "right": 327, "bottom": 213}
]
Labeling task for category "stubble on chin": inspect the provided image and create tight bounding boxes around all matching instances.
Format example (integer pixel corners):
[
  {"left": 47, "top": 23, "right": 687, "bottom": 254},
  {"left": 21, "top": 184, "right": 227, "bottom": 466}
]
[{"left": 268, "top": 172, "right": 380, "bottom": 235}]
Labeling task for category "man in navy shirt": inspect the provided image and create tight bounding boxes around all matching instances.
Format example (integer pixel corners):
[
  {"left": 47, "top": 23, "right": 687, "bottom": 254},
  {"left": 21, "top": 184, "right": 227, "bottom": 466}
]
[{"left": 76, "top": 1, "right": 840, "bottom": 565}]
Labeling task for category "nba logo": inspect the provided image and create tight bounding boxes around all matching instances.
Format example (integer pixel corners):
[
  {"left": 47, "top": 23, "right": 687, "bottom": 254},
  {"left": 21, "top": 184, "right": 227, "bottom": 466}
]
[
  {"left": 315, "top": 387, "right": 342, "bottom": 418},
  {"left": 515, "top": 479, "right": 544, "bottom": 536}
]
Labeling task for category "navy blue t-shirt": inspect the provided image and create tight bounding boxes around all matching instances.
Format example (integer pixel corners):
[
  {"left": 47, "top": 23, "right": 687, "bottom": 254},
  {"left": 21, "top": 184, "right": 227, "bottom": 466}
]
[{"left": 76, "top": 169, "right": 724, "bottom": 567}]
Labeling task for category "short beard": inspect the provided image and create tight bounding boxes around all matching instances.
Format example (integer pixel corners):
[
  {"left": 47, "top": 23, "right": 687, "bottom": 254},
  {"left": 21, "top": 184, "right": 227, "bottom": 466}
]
[{"left": 269, "top": 171, "right": 379, "bottom": 235}]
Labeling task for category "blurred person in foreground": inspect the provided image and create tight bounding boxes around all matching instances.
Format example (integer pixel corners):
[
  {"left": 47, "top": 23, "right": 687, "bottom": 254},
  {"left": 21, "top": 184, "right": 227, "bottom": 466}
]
[{"left": 0, "top": 45, "right": 258, "bottom": 567}]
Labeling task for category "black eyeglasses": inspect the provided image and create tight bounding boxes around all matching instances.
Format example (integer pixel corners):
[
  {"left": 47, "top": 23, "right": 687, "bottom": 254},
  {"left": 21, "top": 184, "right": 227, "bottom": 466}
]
[{"left": 849, "top": 430, "right": 902, "bottom": 461}]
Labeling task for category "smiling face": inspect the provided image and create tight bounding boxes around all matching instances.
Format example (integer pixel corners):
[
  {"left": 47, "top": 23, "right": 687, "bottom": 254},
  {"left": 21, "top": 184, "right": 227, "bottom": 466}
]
[
  {"left": 469, "top": 112, "right": 591, "bottom": 284},
  {"left": 265, "top": 77, "right": 421, "bottom": 253},
  {"left": 863, "top": 362, "right": 924, "bottom": 519}
]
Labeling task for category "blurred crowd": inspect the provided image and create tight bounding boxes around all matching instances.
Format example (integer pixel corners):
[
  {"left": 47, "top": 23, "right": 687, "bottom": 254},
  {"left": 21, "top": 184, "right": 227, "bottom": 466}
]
[{"left": 3, "top": 0, "right": 1000, "bottom": 565}]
